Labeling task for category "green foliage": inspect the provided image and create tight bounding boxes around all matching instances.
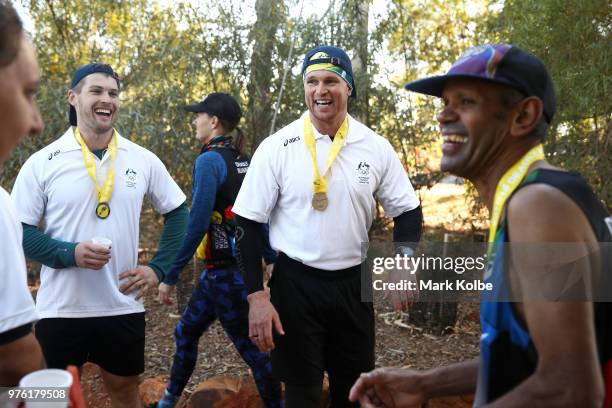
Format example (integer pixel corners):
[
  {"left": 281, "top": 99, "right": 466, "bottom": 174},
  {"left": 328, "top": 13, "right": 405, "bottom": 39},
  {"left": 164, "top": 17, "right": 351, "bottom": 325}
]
[
  {"left": 2, "top": 0, "right": 608, "bottom": 215},
  {"left": 376, "top": 0, "right": 495, "bottom": 189},
  {"left": 487, "top": 0, "right": 611, "bottom": 210},
  {"left": 2, "top": 0, "right": 251, "bottom": 195}
]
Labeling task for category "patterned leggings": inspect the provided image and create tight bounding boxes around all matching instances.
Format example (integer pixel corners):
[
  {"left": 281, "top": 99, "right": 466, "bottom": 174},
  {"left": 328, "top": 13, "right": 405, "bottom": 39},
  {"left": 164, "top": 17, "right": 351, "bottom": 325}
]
[{"left": 167, "top": 267, "right": 281, "bottom": 407}]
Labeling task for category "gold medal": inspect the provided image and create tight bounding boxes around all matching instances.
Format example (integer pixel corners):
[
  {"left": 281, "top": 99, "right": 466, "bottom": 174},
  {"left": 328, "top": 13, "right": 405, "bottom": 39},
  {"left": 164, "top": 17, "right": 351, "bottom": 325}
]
[
  {"left": 303, "top": 114, "right": 348, "bottom": 213},
  {"left": 312, "top": 192, "right": 328, "bottom": 211},
  {"left": 74, "top": 128, "right": 118, "bottom": 221},
  {"left": 96, "top": 202, "right": 111, "bottom": 219}
]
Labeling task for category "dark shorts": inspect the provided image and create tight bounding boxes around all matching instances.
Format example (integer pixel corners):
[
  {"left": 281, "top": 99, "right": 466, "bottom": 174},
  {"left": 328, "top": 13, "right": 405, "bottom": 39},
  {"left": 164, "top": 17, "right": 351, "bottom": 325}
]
[
  {"left": 0, "top": 323, "right": 33, "bottom": 345},
  {"left": 270, "top": 253, "right": 375, "bottom": 385},
  {"left": 35, "top": 312, "right": 145, "bottom": 377}
]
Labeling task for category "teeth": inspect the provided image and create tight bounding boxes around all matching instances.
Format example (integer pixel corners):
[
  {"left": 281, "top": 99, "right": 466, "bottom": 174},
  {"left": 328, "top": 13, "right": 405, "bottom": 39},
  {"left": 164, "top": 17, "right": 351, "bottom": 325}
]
[
  {"left": 95, "top": 109, "right": 111, "bottom": 115},
  {"left": 315, "top": 100, "right": 331, "bottom": 105},
  {"left": 443, "top": 134, "right": 468, "bottom": 143}
]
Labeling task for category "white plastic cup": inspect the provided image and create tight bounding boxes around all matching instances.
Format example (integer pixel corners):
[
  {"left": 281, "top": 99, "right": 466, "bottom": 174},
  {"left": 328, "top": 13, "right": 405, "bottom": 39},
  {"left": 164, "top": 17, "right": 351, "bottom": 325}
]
[
  {"left": 91, "top": 236, "right": 112, "bottom": 250},
  {"left": 18, "top": 369, "right": 72, "bottom": 408}
]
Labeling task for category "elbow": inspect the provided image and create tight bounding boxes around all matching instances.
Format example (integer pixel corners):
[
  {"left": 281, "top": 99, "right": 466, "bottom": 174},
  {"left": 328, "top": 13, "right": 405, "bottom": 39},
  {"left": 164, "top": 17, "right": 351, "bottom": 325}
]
[
  {"left": 530, "top": 366, "right": 604, "bottom": 407},
  {"left": 558, "top": 382, "right": 604, "bottom": 407},
  {"left": 577, "top": 377, "right": 605, "bottom": 408}
]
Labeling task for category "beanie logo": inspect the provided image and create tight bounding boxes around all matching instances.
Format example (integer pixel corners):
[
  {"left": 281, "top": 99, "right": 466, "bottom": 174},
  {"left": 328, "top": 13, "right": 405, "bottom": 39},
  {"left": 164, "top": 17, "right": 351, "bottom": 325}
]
[{"left": 310, "top": 51, "right": 330, "bottom": 60}]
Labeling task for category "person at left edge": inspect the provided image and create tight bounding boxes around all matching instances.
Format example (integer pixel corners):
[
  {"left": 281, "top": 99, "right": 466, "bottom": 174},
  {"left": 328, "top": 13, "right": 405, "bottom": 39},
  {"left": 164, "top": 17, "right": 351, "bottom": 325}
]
[
  {"left": 0, "top": 0, "right": 44, "bottom": 387},
  {"left": 11, "top": 63, "right": 189, "bottom": 408}
]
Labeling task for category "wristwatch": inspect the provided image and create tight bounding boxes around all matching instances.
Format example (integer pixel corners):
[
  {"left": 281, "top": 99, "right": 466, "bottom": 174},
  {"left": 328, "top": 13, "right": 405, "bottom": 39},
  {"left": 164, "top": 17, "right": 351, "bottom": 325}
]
[{"left": 395, "top": 245, "right": 416, "bottom": 257}]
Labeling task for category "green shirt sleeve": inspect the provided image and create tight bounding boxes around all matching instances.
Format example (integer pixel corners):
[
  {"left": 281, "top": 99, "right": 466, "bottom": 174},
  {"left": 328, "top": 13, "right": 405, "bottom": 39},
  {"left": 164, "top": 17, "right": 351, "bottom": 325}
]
[
  {"left": 148, "top": 201, "right": 189, "bottom": 282},
  {"left": 22, "top": 223, "right": 78, "bottom": 268},
  {"left": 21, "top": 150, "right": 105, "bottom": 269}
]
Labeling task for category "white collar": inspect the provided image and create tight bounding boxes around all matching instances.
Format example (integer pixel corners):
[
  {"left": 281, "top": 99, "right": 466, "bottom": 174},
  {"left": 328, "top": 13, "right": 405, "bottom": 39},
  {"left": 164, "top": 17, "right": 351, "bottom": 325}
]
[
  {"left": 301, "top": 112, "right": 365, "bottom": 144},
  {"left": 56, "top": 127, "right": 129, "bottom": 152}
]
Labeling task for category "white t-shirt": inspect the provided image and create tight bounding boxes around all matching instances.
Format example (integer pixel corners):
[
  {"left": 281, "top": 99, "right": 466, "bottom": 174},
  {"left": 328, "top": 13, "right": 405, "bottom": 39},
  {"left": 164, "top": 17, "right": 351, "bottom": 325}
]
[
  {"left": 11, "top": 128, "right": 186, "bottom": 318},
  {"left": 0, "top": 187, "right": 38, "bottom": 333},
  {"left": 233, "top": 113, "right": 420, "bottom": 270}
]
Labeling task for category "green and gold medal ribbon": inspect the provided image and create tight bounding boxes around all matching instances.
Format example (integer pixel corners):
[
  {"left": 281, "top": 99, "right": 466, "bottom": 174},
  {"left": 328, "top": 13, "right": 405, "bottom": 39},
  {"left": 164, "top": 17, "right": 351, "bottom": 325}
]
[
  {"left": 73, "top": 127, "right": 118, "bottom": 219},
  {"left": 488, "top": 144, "right": 545, "bottom": 243},
  {"left": 303, "top": 114, "right": 349, "bottom": 210}
]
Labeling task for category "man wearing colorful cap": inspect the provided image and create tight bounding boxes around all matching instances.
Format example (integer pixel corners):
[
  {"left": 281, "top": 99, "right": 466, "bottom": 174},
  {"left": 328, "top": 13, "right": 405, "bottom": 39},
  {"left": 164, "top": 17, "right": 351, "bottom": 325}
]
[
  {"left": 350, "top": 44, "right": 611, "bottom": 406},
  {"left": 12, "top": 63, "right": 189, "bottom": 407},
  {"left": 233, "top": 45, "right": 423, "bottom": 406}
]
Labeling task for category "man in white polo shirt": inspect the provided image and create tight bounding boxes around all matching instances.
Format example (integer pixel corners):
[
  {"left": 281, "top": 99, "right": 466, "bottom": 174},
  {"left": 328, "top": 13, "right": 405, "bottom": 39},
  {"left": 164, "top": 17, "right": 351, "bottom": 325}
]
[
  {"left": 12, "top": 63, "right": 188, "bottom": 407},
  {"left": 0, "top": 1, "right": 44, "bottom": 386},
  {"left": 233, "top": 45, "right": 422, "bottom": 407}
]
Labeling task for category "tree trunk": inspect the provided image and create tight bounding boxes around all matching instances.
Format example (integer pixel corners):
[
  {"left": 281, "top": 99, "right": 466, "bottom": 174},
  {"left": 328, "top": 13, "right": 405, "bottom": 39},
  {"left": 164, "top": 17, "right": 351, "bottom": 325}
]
[
  {"left": 350, "top": 0, "right": 370, "bottom": 126},
  {"left": 246, "top": 0, "right": 282, "bottom": 150}
]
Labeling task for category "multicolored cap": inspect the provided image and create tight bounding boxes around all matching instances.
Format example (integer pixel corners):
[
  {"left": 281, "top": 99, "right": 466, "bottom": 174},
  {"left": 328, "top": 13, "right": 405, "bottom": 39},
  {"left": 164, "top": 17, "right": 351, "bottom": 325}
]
[{"left": 405, "top": 44, "right": 556, "bottom": 123}]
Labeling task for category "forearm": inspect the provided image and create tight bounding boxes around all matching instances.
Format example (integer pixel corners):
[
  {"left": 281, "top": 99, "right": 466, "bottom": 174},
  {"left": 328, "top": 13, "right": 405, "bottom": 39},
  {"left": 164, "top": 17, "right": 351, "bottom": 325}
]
[
  {"left": 22, "top": 223, "right": 77, "bottom": 268},
  {"left": 483, "top": 362, "right": 604, "bottom": 407},
  {"left": 162, "top": 203, "right": 211, "bottom": 285},
  {"left": 393, "top": 205, "right": 423, "bottom": 251},
  {"left": 235, "top": 215, "right": 265, "bottom": 295},
  {"left": 420, "top": 358, "right": 478, "bottom": 400},
  {"left": 261, "top": 223, "right": 277, "bottom": 265},
  {"left": 149, "top": 202, "right": 189, "bottom": 282}
]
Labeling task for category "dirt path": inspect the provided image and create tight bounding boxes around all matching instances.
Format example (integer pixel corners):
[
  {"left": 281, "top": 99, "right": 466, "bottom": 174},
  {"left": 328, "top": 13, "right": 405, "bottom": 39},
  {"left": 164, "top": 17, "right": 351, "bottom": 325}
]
[{"left": 43, "top": 183, "right": 483, "bottom": 406}]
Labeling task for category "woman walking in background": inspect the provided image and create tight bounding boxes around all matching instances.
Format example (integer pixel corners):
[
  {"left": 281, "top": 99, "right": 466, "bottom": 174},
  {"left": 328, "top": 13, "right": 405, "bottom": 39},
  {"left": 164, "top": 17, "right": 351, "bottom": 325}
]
[{"left": 154, "top": 93, "right": 280, "bottom": 408}]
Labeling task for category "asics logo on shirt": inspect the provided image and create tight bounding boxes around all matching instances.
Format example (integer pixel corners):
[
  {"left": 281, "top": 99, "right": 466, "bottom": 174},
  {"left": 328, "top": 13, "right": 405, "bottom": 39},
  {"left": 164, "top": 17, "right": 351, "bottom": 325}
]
[
  {"left": 47, "top": 150, "right": 60, "bottom": 160},
  {"left": 283, "top": 136, "right": 301, "bottom": 147}
]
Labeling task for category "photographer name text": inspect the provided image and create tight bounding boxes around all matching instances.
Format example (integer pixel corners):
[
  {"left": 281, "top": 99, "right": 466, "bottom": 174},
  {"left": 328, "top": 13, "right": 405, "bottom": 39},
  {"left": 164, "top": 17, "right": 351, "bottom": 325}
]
[{"left": 372, "top": 279, "right": 492, "bottom": 291}]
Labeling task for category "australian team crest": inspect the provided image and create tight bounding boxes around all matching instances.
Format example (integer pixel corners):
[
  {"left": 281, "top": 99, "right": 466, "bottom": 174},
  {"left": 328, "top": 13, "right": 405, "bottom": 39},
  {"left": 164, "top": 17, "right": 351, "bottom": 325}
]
[
  {"left": 356, "top": 161, "right": 370, "bottom": 184},
  {"left": 124, "top": 168, "right": 137, "bottom": 189}
]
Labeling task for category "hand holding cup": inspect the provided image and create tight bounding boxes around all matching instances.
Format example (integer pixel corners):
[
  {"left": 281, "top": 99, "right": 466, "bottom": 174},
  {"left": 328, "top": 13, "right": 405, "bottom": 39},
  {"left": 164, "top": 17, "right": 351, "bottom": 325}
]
[{"left": 75, "top": 237, "right": 111, "bottom": 270}]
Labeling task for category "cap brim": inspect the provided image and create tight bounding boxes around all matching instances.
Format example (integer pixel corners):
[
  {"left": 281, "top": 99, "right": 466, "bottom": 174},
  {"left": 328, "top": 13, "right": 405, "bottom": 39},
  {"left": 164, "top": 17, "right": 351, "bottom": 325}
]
[
  {"left": 405, "top": 74, "right": 525, "bottom": 98},
  {"left": 183, "top": 103, "right": 204, "bottom": 113},
  {"left": 404, "top": 75, "right": 449, "bottom": 97}
]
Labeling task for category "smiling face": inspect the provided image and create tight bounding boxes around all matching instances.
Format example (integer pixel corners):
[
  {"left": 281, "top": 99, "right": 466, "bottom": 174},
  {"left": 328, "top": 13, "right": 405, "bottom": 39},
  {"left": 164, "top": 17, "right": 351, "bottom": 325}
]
[
  {"left": 68, "top": 73, "right": 120, "bottom": 135},
  {"left": 304, "top": 69, "right": 351, "bottom": 132},
  {"left": 0, "top": 36, "right": 43, "bottom": 164},
  {"left": 437, "top": 78, "right": 517, "bottom": 180}
]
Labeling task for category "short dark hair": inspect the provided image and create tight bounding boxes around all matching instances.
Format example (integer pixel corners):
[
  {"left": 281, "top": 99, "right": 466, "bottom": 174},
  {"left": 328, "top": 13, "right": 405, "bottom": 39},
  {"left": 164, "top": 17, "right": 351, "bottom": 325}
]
[
  {"left": 0, "top": 1, "right": 23, "bottom": 68},
  {"left": 499, "top": 86, "right": 549, "bottom": 141}
]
